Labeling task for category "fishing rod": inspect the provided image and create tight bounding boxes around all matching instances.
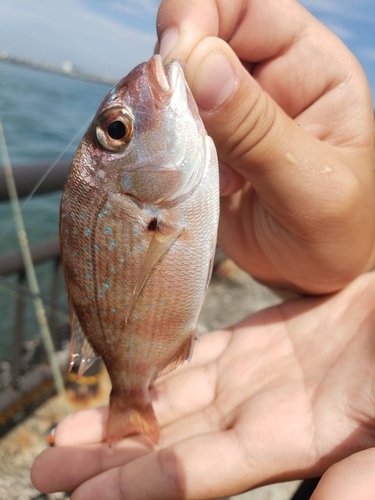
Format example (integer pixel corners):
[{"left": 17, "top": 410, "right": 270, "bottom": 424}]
[{"left": 0, "top": 119, "right": 67, "bottom": 403}]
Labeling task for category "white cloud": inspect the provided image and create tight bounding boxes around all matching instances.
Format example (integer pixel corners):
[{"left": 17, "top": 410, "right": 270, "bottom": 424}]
[
  {"left": 111, "top": 0, "right": 159, "bottom": 17},
  {"left": 300, "top": 0, "right": 375, "bottom": 22},
  {"left": 0, "top": 0, "right": 156, "bottom": 78},
  {"left": 322, "top": 21, "right": 354, "bottom": 40},
  {"left": 361, "top": 47, "right": 375, "bottom": 62}
]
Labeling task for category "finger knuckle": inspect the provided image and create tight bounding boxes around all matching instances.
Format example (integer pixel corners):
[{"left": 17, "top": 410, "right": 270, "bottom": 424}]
[
  {"left": 157, "top": 447, "right": 187, "bottom": 499},
  {"left": 225, "top": 90, "right": 278, "bottom": 166}
]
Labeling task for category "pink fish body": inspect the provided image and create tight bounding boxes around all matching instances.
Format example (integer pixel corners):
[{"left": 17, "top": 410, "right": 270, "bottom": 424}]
[{"left": 60, "top": 55, "right": 219, "bottom": 444}]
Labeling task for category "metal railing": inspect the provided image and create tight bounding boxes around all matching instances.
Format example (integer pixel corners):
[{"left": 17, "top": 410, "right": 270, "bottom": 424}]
[{"left": 0, "top": 163, "right": 70, "bottom": 434}]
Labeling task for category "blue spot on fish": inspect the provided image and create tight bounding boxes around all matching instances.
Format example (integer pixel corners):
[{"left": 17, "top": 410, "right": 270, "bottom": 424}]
[
  {"left": 105, "top": 227, "right": 110, "bottom": 234},
  {"left": 109, "top": 88, "right": 117, "bottom": 101},
  {"left": 112, "top": 307, "right": 116, "bottom": 313},
  {"left": 82, "top": 213, "right": 87, "bottom": 219},
  {"left": 87, "top": 272, "right": 92, "bottom": 279},
  {"left": 110, "top": 241, "right": 116, "bottom": 247},
  {"left": 123, "top": 174, "right": 133, "bottom": 191},
  {"left": 111, "top": 267, "right": 116, "bottom": 273},
  {"left": 85, "top": 229, "right": 91, "bottom": 236},
  {"left": 94, "top": 245, "right": 99, "bottom": 251},
  {"left": 104, "top": 283, "right": 110, "bottom": 289}
]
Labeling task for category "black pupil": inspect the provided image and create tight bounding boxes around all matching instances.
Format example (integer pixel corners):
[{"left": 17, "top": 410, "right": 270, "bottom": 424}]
[{"left": 107, "top": 120, "right": 126, "bottom": 140}]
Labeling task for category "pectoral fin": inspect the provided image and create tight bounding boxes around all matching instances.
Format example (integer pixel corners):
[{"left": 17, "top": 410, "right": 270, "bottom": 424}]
[
  {"left": 70, "top": 308, "right": 100, "bottom": 378},
  {"left": 125, "top": 225, "right": 182, "bottom": 323}
]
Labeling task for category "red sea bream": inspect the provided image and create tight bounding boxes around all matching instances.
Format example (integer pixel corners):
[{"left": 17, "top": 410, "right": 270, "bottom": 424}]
[{"left": 60, "top": 55, "right": 219, "bottom": 445}]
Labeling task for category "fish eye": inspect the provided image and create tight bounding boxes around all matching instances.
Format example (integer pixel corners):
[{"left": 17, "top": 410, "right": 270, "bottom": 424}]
[
  {"left": 95, "top": 107, "right": 134, "bottom": 152},
  {"left": 107, "top": 120, "right": 127, "bottom": 140}
]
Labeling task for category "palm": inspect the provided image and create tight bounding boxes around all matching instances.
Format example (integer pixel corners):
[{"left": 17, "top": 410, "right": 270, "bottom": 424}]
[{"left": 32, "top": 274, "right": 375, "bottom": 499}]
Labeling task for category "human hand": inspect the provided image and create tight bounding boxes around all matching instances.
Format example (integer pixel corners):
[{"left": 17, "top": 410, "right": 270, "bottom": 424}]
[
  {"left": 31, "top": 272, "right": 375, "bottom": 499},
  {"left": 157, "top": 0, "right": 375, "bottom": 294}
]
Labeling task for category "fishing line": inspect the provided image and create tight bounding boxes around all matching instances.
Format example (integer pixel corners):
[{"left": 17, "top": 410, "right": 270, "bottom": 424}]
[
  {"left": 0, "top": 274, "right": 69, "bottom": 314},
  {"left": 26, "top": 115, "right": 92, "bottom": 203},
  {"left": 0, "top": 116, "right": 93, "bottom": 247}
]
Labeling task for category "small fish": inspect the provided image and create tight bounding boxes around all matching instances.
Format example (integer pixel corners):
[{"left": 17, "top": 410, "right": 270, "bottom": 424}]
[{"left": 60, "top": 55, "right": 219, "bottom": 445}]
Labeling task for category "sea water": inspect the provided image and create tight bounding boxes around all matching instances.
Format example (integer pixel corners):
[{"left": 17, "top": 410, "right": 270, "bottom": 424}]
[{"left": 0, "top": 61, "right": 112, "bottom": 361}]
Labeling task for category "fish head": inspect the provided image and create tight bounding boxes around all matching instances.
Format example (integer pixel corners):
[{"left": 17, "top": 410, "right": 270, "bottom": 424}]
[{"left": 75, "top": 55, "right": 209, "bottom": 205}]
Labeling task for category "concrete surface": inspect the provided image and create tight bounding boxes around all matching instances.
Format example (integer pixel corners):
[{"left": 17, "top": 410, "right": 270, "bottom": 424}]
[{"left": 0, "top": 258, "right": 301, "bottom": 499}]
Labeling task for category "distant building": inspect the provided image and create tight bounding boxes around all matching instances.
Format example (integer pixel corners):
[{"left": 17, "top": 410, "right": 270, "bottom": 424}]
[{"left": 61, "top": 61, "right": 73, "bottom": 73}]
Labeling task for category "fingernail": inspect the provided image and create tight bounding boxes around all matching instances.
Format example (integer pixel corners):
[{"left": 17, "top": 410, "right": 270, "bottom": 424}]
[
  {"left": 193, "top": 51, "right": 236, "bottom": 111},
  {"left": 159, "top": 27, "right": 179, "bottom": 60}
]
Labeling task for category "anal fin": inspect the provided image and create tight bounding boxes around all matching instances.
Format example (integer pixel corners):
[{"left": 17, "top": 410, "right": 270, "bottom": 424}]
[{"left": 156, "top": 330, "right": 197, "bottom": 379}]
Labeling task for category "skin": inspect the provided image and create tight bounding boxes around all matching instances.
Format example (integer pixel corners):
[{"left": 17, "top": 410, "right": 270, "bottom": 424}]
[
  {"left": 156, "top": 0, "right": 375, "bottom": 294},
  {"left": 31, "top": 0, "right": 375, "bottom": 497},
  {"left": 31, "top": 273, "right": 375, "bottom": 499}
]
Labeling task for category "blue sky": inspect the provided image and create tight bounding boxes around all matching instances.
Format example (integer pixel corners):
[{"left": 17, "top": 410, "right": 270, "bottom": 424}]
[{"left": 0, "top": 0, "right": 374, "bottom": 102}]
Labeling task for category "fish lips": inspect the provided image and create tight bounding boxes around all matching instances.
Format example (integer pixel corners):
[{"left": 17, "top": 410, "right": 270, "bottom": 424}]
[{"left": 148, "top": 54, "right": 186, "bottom": 104}]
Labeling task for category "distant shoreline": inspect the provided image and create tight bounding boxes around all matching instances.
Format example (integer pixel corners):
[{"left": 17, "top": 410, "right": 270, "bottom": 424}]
[{"left": 0, "top": 55, "right": 116, "bottom": 86}]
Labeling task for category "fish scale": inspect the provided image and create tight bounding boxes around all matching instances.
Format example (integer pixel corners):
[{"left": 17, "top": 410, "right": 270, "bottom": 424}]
[{"left": 60, "top": 55, "right": 219, "bottom": 445}]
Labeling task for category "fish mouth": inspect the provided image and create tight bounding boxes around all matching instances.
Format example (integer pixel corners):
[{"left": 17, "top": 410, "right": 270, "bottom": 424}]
[{"left": 148, "top": 54, "right": 184, "bottom": 98}]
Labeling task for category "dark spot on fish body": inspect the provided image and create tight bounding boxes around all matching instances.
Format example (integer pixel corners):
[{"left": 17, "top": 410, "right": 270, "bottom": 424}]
[{"left": 148, "top": 218, "right": 158, "bottom": 231}]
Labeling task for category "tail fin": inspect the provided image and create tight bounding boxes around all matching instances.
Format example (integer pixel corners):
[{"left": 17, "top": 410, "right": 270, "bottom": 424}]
[{"left": 107, "top": 392, "right": 160, "bottom": 446}]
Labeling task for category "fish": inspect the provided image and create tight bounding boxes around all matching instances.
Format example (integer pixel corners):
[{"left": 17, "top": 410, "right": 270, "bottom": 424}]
[{"left": 60, "top": 54, "right": 219, "bottom": 445}]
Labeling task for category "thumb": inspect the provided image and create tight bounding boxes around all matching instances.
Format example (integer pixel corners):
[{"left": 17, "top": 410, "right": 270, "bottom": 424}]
[
  {"left": 185, "top": 37, "right": 345, "bottom": 225},
  {"left": 310, "top": 449, "right": 375, "bottom": 500}
]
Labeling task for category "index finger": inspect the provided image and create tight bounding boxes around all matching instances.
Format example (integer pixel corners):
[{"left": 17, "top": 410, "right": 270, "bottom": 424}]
[
  {"left": 157, "top": 0, "right": 369, "bottom": 124},
  {"left": 158, "top": 0, "right": 308, "bottom": 63},
  {"left": 68, "top": 431, "right": 255, "bottom": 500}
]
